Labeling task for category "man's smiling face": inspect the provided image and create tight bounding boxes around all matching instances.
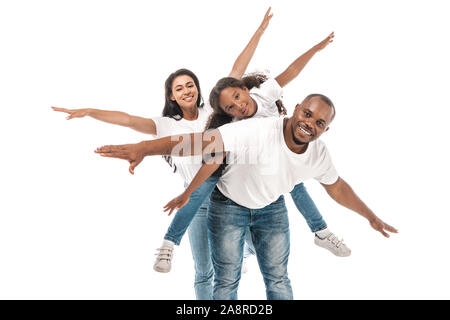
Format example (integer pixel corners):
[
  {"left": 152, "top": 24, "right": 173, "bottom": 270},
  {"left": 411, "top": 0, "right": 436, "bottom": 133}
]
[{"left": 290, "top": 96, "right": 335, "bottom": 145}]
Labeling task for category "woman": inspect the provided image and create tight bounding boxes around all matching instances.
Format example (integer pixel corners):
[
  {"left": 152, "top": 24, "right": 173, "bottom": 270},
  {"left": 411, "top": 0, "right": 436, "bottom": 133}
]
[{"left": 53, "top": 7, "right": 274, "bottom": 300}]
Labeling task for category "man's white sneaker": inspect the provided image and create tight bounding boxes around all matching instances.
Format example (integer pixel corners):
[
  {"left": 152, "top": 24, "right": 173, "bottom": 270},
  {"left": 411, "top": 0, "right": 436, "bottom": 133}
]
[
  {"left": 153, "top": 245, "right": 174, "bottom": 273},
  {"left": 314, "top": 233, "right": 351, "bottom": 257}
]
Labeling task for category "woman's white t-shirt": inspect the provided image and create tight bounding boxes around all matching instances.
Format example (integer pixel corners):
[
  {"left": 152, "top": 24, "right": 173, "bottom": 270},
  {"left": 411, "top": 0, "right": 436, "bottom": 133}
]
[{"left": 152, "top": 103, "right": 212, "bottom": 184}]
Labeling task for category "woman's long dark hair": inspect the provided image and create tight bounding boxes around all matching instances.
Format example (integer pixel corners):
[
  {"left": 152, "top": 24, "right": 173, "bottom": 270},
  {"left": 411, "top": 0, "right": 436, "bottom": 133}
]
[
  {"left": 205, "top": 73, "right": 287, "bottom": 177},
  {"left": 162, "top": 69, "right": 203, "bottom": 172}
]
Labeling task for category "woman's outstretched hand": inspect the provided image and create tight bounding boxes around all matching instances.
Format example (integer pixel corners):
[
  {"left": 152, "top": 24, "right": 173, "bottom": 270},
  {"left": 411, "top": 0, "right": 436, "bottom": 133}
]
[
  {"left": 315, "top": 32, "right": 335, "bottom": 51},
  {"left": 52, "top": 106, "right": 90, "bottom": 119},
  {"left": 95, "top": 144, "right": 144, "bottom": 175},
  {"left": 259, "top": 7, "right": 273, "bottom": 32},
  {"left": 163, "top": 192, "right": 191, "bottom": 216}
]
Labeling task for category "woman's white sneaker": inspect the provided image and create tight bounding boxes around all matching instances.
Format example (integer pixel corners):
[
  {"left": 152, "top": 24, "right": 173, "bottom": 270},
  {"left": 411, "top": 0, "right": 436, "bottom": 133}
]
[
  {"left": 153, "top": 245, "right": 174, "bottom": 273},
  {"left": 314, "top": 233, "right": 351, "bottom": 257}
]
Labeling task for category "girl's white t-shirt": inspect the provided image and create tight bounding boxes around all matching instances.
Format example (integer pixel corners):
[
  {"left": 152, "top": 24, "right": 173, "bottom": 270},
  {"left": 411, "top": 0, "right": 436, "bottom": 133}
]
[
  {"left": 217, "top": 116, "right": 339, "bottom": 209},
  {"left": 249, "top": 78, "right": 282, "bottom": 119},
  {"left": 152, "top": 103, "right": 212, "bottom": 184}
]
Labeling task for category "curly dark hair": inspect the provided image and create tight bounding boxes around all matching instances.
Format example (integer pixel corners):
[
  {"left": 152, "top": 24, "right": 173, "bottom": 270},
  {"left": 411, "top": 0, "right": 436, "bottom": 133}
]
[{"left": 206, "top": 73, "right": 286, "bottom": 130}]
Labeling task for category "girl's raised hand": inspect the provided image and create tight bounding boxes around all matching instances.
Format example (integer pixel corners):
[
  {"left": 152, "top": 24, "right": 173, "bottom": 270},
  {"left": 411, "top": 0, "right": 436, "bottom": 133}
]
[
  {"left": 52, "top": 106, "right": 90, "bottom": 120},
  {"left": 259, "top": 7, "right": 273, "bottom": 31},
  {"left": 315, "top": 32, "right": 335, "bottom": 51}
]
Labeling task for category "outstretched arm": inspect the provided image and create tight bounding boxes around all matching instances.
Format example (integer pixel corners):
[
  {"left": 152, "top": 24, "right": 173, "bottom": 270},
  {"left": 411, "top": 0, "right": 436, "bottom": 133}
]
[
  {"left": 228, "top": 7, "right": 273, "bottom": 79},
  {"left": 52, "top": 106, "right": 156, "bottom": 135},
  {"left": 95, "top": 129, "right": 225, "bottom": 174},
  {"left": 163, "top": 158, "right": 224, "bottom": 215},
  {"left": 321, "top": 177, "right": 398, "bottom": 238},
  {"left": 275, "top": 32, "right": 334, "bottom": 88}
]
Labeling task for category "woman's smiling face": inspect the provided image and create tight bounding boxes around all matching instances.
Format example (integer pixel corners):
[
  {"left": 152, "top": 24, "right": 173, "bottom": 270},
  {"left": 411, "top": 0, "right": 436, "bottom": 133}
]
[{"left": 170, "top": 75, "right": 199, "bottom": 110}]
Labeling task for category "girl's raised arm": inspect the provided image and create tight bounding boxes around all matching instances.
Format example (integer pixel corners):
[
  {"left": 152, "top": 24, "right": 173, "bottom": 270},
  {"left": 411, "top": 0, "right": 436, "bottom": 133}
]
[
  {"left": 275, "top": 32, "right": 334, "bottom": 88},
  {"left": 228, "top": 7, "right": 273, "bottom": 79},
  {"left": 52, "top": 106, "right": 156, "bottom": 135}
]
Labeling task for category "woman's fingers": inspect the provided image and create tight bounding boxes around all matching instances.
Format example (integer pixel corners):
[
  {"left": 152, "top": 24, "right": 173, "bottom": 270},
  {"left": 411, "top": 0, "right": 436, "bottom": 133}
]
[
  {"left": 168, "top": 207, "right": 176, "bottom": 216},
  {"left": 163, "top": 199, "right": 179, "bottom": 215},
  {"left": 52, "top": 106, "right": 71, "bottom": 114}
]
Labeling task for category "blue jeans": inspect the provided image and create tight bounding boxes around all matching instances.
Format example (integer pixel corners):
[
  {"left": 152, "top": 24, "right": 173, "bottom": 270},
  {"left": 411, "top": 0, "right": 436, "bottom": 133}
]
[
  {"left": 187, "top": 200, "right": 214, "bottom": 300},
  {"left": 165, "top": 181, "right": 325, "bottom": 245},
  {"left": 163, "top": 179, "right": 322, "bottom": 299},
  {"left": 289, "top": 182, "right": 327, "bottom": 233},
  {"left": 164, "top": 177, "right": 219, "bottom": 245},
  {"left": 164, "top": 177, "right": 218, "bottom": 300},
  {"left": 207, "top": 187, "right": 293, "bottom": 300}
]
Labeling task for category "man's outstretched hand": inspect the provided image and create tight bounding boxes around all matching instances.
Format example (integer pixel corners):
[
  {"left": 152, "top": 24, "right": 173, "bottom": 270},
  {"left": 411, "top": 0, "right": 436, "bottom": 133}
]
[
  {"left": 369, "top": 217, "right": 398, "bottom": 238},
  {"left": 95, "top": 144, "right": 144, "bottom": 175}
]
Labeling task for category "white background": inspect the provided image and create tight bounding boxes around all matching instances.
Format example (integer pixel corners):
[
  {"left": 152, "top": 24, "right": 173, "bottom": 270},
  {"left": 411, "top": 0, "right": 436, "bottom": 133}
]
[{"left": 0, "top": 0, "right": 449, "bottom": 299}]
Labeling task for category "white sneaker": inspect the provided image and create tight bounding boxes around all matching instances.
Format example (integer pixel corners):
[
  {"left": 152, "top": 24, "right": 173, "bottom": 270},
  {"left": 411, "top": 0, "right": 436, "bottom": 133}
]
[
  {"left": 153, "top": 245, "right": 174, "bottom": 273},
  {"left": 314, "top": 233, "right": 351, "bottom": 257}
]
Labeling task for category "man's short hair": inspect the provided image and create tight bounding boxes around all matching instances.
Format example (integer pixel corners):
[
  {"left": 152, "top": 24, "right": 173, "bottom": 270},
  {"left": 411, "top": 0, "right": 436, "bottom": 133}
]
[{"left": 304, "top": 94, "right": 336, "bottom": 121}]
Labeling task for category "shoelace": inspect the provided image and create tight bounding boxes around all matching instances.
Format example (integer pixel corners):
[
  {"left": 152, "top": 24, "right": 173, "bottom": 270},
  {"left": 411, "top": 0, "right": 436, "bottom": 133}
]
[
  {"left": 155, "top": 247, "right": 173, "bottom": 262},
  {"left": 326, "top": 233, "right": 344, "bottom": 248}
]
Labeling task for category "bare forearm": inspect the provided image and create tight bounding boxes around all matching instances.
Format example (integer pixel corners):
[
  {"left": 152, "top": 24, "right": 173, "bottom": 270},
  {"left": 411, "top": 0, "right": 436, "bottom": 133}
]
[
  {"left": 275, "top": 45, "right": 319, "bottom": 88},
  {"left": 229, "top": 7, "right": 272, "bottom": 78},
  {"left": 88, "top": 109, "right": 156, "bottom": 134},
  {"left": 138, "top": 130, "right": 224, "bottom": 157},
  {"left": 185, "top": 163, "right": 221, "bottom": 196},
  {"left": 324, "top": 178, "right": 377, "bottom": 222},
  {"left": 230, "top": 28, "right": 265, "bottom": 78},
  {"left": 87, "top": 108, "right": 132, "bottom": 126}
]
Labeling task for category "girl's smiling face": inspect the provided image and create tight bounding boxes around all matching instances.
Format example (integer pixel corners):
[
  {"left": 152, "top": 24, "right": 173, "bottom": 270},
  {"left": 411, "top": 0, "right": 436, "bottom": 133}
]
[{"left": 219, "top": 86, "right": 257, "bottom": 119}]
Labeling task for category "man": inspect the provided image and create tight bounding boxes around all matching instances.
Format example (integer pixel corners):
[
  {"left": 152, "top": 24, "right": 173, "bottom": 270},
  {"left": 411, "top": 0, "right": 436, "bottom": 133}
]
[{"left": 96, "top": 94, "right": 398, "bottom": 299}]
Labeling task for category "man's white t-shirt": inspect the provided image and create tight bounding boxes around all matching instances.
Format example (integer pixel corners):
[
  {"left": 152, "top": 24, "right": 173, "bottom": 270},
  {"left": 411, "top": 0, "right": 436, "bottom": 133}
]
[
  {"left": 152, "top": 103, "right": 212, "bottom": 184},
  {"left": 217, "top": 116, "right": 339, "bottom": 209}
]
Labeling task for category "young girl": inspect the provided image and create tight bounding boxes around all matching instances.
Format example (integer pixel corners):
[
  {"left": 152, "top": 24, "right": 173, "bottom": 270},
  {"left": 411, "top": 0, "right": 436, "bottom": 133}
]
[
  {"left": 53, "top": 7, "right": 274, "bottom": 300},
  {"left": 156, "top": 31, "right": 350, "bottom": 278}
]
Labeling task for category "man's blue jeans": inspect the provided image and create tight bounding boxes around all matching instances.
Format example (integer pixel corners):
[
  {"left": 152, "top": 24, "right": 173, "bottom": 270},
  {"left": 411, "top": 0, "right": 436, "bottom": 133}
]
[
  {"left": 163, "top": 179, "right": 325, "bottom": 299},
  {"left": 165, "top": 180, "right": 326, "bottom": 246},
  {"left": 207, "top": 187, "right": 293, "bottom": 300}
]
